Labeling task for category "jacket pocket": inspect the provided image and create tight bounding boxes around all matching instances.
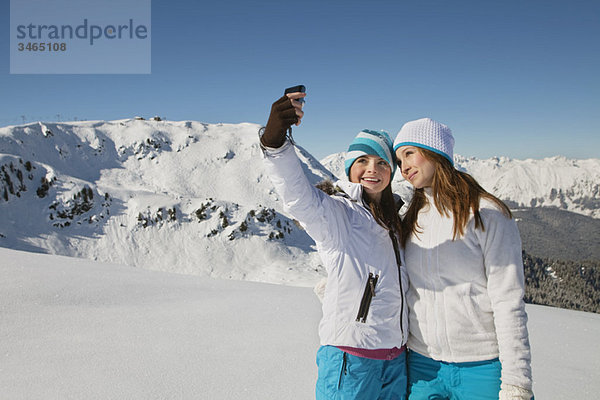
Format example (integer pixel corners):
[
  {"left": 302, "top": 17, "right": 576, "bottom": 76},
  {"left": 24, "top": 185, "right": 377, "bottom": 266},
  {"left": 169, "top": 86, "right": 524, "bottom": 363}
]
[
  {"left": 355, "top": 272, "right": 378, "bottom": 323},
  {"left": 460, "top": 285, "right": 492, "bottom": 335}
]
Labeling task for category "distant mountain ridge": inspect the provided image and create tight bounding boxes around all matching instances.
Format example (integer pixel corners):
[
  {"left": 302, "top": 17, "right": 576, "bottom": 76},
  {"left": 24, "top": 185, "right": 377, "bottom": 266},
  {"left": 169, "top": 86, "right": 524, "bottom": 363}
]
[{"left": 514, "top": 207, "right": 600, "bottom": 262}]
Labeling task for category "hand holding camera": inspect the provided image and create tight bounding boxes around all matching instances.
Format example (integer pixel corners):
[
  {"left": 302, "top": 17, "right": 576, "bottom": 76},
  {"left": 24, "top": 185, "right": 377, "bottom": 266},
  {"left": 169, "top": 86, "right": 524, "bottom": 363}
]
[{"left": 261, "top": 85, "right": 306, "bottom": 148}]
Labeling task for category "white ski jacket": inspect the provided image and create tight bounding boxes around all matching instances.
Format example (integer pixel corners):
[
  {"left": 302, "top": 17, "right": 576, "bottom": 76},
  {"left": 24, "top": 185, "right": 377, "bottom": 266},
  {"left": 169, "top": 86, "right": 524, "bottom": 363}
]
[
  {"left": 263, "top": 140, "right": 408, "bottom": 350},
  {"left": 405, "top": 188, "right": 532, "bottom": 390}
]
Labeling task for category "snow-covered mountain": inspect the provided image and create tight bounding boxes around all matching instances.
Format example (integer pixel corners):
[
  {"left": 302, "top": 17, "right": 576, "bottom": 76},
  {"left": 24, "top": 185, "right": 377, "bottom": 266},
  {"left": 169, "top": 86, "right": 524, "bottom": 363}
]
[
  {"left": 0, "top": 119, "right": 334, "bottom": 286},
  {"left": 321, "top": 152, "right": 600, "bottom": 219},
  {"left": 1, "top": 119, "right": 599, "bottom": 285}
]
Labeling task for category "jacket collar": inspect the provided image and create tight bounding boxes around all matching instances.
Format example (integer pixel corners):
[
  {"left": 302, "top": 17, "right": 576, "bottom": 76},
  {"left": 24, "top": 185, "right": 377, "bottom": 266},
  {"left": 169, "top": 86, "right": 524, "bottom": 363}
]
[
  {"left": 424, "top": 186, "right": 434, "bottom": 200},
  {"left": 335, "top": 180, "right": 366, "bottom": 206}
]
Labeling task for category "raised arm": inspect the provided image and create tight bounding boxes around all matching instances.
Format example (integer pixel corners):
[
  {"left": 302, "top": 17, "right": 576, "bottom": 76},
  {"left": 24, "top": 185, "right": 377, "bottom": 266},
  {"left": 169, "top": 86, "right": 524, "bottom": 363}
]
[
  {"left": 261, "top": 93, "right": 351, "bottom": 248},
  {"left": 260, "top": 92, "right": 306, "bottom": 148}
]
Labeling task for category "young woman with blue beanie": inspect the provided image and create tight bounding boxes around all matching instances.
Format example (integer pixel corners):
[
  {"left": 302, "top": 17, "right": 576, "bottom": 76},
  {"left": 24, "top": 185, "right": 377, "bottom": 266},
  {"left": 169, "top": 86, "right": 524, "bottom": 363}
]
[
  {"left": 261, "top": 91, "right": 409, "bottom": 399},
  {"left": 394, "top": 118, "right": 533, "bottom": 400}
]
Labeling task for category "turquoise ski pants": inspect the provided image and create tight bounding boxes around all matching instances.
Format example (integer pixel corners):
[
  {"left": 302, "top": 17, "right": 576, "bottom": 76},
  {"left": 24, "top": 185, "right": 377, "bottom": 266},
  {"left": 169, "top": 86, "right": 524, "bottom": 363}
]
[
  {"left": 407, "top": 351, "right": 501, "bottom": 400},
  {"left": 316, "top": 345, "right": 408, "bottom": 400}
]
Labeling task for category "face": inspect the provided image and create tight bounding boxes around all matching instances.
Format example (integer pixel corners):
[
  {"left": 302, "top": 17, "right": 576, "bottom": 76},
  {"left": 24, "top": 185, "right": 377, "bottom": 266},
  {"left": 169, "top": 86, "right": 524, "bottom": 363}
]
[
  {"left": 395, "top": 146, "right": 435, "bottom": 189},
  {"left": 349, "top": 155, "right": 391, "bottom": 201}
]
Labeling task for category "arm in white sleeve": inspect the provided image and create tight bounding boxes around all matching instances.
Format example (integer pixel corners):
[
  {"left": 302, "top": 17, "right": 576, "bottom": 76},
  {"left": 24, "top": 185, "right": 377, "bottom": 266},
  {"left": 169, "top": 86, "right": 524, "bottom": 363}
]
[
  {"left": 262, "top": 140, "right": 350, "bottom": 248},
  {"left": 477, "top": 207, "right": 533, "bottom": 391}
]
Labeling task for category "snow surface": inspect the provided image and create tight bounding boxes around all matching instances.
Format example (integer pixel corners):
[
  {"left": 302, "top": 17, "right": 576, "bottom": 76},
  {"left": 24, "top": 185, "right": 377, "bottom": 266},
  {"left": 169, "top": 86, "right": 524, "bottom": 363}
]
[
  {"left": 2, "top": 247, "right": 599, "bottom": 399},
  {"left": 1, "top": 247, "right": 321, "bottom": 399}
]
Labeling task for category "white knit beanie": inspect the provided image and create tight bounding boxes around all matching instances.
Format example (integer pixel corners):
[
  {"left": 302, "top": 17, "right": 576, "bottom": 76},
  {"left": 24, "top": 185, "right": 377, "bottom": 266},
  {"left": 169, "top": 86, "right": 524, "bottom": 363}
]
[{"left": 393, "top": 118, "right": 454, "bottom": 165}]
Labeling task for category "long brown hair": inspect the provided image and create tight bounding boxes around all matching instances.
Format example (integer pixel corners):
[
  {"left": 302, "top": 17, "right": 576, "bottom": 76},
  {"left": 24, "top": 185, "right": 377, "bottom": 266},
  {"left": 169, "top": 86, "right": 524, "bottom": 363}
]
[
  {"left": 401, "top": 148, "right": 511, "bottom": 247},
  {"left": 363, "top": 183, "right": 404, "bottom": 242}
]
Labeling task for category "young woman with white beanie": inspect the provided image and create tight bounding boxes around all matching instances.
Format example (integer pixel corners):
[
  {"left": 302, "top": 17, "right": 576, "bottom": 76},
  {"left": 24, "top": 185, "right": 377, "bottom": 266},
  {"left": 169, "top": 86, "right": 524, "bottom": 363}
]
[
  {"left": 394, "top": 118, "right": 533, "bottom": 400},
  {"left": 260, "top": 91, "right": 409, "bottom": 399}
]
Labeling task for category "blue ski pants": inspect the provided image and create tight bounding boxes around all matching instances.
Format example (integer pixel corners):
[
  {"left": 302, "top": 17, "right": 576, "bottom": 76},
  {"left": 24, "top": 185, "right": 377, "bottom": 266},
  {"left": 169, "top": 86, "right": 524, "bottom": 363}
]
[
  {"left": 407, "top": 351, "right": 501, "bottom": 400},
  {"left": 316, "top": 345, "right": 408, "bottom": 400}
]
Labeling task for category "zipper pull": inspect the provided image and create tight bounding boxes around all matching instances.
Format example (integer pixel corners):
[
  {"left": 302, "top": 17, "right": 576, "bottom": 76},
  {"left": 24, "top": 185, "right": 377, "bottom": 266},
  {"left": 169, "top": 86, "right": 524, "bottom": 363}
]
[
  {"left": 369, "top": 277, "right": 376, "bottom": 296},
  {"left": 371, "top": 274, "right": 379, "bottom": 297}
]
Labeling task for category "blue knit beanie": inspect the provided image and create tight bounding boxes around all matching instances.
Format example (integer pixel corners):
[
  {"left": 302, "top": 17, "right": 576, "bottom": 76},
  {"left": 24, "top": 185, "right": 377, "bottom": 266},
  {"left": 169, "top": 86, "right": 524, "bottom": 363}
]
[
  {"left": 344, "top": 129, "right": 396, "bottom": 178},
  {"left": 393, "top": 118, "right": 454, "bottom": 165}
]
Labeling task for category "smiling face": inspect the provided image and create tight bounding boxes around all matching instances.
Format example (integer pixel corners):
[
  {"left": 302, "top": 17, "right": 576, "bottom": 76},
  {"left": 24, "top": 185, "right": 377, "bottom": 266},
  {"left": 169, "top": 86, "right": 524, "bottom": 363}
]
[
  {"left": 349, "top": 155, "right": 391, "bottom": 202},
  {"left": 395, "top": 146, "right": 436, "bottom": 189}
]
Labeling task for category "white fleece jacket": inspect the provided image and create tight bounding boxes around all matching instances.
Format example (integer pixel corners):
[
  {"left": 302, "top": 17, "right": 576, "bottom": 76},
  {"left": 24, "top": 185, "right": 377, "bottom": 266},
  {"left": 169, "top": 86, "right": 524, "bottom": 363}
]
[
  {"left": 405, "top": 188, "right": 532, "bottom": 390},
  {"left": 263, "top": 141, "right": 408, "bottom": 350}
]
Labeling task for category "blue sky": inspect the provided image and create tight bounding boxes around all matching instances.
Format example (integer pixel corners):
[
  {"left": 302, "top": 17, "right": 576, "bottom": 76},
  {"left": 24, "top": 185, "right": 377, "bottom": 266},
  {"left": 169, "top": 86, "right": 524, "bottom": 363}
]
[{"left": 2, "top": 0, "right": 599, "bottom": 160}]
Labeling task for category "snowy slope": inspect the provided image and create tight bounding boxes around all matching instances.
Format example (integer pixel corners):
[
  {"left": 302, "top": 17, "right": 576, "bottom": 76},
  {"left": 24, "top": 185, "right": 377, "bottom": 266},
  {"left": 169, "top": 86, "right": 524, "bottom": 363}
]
[
  {"left": 321, "top": 153, "right": 600, "bottom": 219},
  {"left": 0, "top": 119, "right": 335, "bottom": 286},
  {"left": 1, "top": 247, "right": 599, "bottom": 399}
]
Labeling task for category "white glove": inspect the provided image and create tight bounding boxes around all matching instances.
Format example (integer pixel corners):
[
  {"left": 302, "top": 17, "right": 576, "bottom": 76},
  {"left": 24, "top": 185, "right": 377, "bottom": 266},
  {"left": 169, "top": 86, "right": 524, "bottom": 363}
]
[{"left": 499, "top": 383, "right": 534, "bottom": 400}]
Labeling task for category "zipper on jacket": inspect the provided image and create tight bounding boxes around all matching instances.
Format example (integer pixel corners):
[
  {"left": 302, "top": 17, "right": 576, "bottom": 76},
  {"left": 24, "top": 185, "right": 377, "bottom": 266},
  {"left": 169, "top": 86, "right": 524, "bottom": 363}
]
[
  {"left": 389, "top": 230, "right": 405, "bottom": 336},
  {"left": 356, "top": 272, "right": 378, "bottom": 323}
]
